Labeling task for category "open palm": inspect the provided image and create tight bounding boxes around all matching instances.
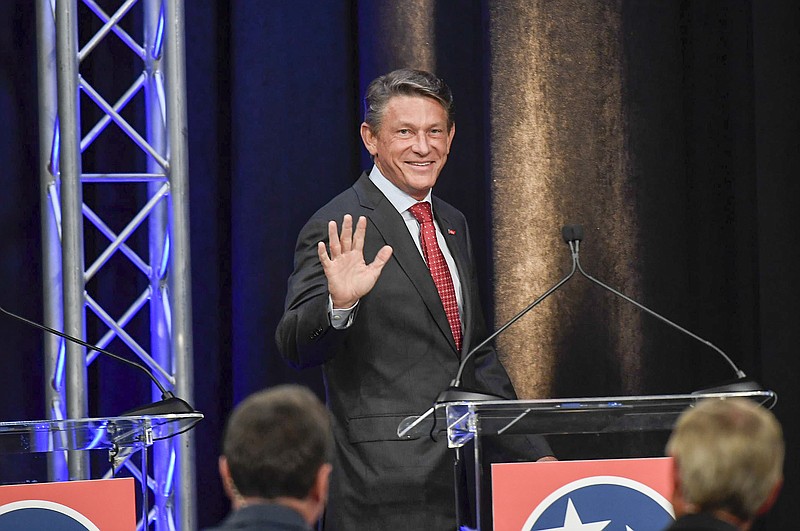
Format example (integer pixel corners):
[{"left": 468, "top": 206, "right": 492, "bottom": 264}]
[{"left": 317, "top": 214, "right": 393, "bottom": 308}]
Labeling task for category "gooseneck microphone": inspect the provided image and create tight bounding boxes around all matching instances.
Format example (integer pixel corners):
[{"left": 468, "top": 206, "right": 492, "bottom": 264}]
[
  {"left": 436, "top": 224, "right": 758, "bottom": 403},
  {"left": 562, "top": 223, "right": 759, "bottom": 392},
  {"left": 436, "top": 230, "right": 579, "bottom": 403},
  {"left": 1, "top": 304, "right": 194, "bottom": 415}
]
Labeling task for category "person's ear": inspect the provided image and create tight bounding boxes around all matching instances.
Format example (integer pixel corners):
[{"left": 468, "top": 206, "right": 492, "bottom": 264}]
[
  {"left": 445, "top": 122, "right": 455, "bottom": 154},
  {"left": 360, "top": 123, "right": 378, "bottom": 156},
  {"left": 669, "top": 457, "right": 691, "bottom": 517},
  {"left": 308, "top": 463, "right": 333, "bottom": 523},
  {"left": 757, "top": 478, "right": 783, "bottom": 516},
  {"left": 219, "top": 456, "right": 240, "bottom": 503},
  {"left": 311, "top": 463, "right": 332, "bottom": 504}
]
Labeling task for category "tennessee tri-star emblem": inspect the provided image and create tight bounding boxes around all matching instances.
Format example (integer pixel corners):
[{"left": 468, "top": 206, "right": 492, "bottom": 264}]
[{"left": 492, "top": 458, "right": 675, "bottom": 531}]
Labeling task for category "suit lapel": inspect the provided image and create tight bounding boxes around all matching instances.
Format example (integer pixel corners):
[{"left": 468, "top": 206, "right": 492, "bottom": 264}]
[{"left": 354, "top": 176, "right": 459, "bottom": 355}]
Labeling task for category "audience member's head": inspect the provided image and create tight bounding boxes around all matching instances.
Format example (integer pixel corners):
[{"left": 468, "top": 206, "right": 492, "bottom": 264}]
[
  {"left": 666, "top": 398, "right": 783, "bottom": 528},
  {"left": 219, "top": 384, "right": 333, "bottom": 525}
]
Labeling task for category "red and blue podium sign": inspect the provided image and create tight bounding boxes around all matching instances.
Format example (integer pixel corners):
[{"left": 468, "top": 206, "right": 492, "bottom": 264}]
[
  {"left": 0, "top": 478, "right": 135, "bottom": 530},
  {"left": 492, "top": 457, "right": 675, "bottom": 531}
]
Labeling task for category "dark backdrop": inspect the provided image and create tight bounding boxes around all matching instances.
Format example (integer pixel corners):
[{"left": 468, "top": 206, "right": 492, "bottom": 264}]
[{"left": 1, "top": 1, "right": 797, "bottom": 528}]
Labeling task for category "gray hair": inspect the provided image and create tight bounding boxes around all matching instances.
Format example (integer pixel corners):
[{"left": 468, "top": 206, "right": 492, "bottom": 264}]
[
  {"left": 666, "top": 398, "right": 784, "bottom": 521},
  {"left": 363, "top": 68, "right": 454, "bottom": 133}
]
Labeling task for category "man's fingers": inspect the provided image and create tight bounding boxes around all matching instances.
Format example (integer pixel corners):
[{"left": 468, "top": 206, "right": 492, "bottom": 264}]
[
  {"left": 327, "top": 220, "right": 341, "bottom": 256},
  {"left": 352, "top": 216, "right": 367, "bottom": 252},
  {"left": 317, "top": 241, "right": 331, "bottom": 265},
  {"left": 339, "top": 214, "right": 353, "bottom": 250},
  {"left": 368, "top": 245, "right": 393, "bottom": 271},
  {"left": 324, "top": 214, "right": 370, "bottom": 264}
]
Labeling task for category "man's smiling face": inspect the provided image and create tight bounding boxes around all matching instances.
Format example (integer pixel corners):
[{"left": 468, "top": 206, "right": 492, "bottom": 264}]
[{"left": 360, "top": 95, "right": 455, "bottom": 200}]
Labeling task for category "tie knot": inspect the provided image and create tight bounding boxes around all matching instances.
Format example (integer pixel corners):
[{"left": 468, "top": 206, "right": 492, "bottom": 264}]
[{"left": 408, "top": 201, "right": 433, "bottom": 224}]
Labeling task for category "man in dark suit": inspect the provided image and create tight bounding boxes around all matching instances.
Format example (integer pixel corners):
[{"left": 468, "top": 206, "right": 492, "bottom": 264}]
[
  {"left": 276, "top": 68, "right": 553, "bottom": 530},
  {"left": 205, "top": 384, "right": 333, "bottom": 531},
  {"left": 664, "top": 398, "right": 783, "bottom": 531}
]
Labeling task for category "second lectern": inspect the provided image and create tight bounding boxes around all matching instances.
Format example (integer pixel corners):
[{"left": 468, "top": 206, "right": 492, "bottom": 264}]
[{"left": 398, "top": 389, "right": 775, "bottom": 530}]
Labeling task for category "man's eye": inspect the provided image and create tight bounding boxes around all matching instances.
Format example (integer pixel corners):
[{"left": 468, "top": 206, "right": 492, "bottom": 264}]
[
  {"left": 398, "top": 129, "right": 411, "bottom": 135},
  {"left": 430, "top": 128, "right": 443, "bottom": 135}
]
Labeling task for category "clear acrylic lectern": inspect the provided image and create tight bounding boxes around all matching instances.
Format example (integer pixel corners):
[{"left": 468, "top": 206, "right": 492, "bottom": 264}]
[
  {"left": 398, "top": 390, "right": 776, "bottom": 530},
  {"left": 0, "top": 413, "right": 203, "bottom": 527}
]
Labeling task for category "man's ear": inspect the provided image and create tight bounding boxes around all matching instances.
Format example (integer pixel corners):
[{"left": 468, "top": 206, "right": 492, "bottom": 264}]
[
  {"left": 757, "top": 478, "right": 783, "bottom": 516},
  {"left": 311, "top": 463, "right": 333, "bottom": 504},
  {"left": 360, "top": 123, "right": 378, "bottom": 156},
  {"left": 219, "top": 456, "right": 235, "bottom": 501},
  {"left": 307, "top": 463, "right": 333, "bottom": 524},
  {"left": 445, "top": 121, "right": 455, "bottom": 154},
  {"left": 669, "top": 457, "right": 690, "bottom": 517}
]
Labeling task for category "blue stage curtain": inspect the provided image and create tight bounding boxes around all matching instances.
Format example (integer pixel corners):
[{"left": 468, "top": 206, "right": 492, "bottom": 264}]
[{"left": 1, "top": 1, "right": 798, "bottom": 528}]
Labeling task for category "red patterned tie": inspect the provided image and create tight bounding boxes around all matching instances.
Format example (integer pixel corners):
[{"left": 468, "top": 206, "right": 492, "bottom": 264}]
[{"left": 408, "top": 201, "right": 462, "bottom": 352}]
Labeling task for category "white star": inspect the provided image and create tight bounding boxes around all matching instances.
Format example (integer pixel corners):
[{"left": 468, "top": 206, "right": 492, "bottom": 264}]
[{"left": 539, "top": 499, "right": 611, "bottom": 531}]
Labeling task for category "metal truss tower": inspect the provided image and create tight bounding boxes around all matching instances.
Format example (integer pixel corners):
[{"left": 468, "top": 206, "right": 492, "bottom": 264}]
[{"left": 35, "top": 1, "right": 197, "bottom": 529}]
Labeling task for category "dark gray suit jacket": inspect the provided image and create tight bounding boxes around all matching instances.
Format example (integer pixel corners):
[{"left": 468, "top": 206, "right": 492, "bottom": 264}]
[
  {"left": 203, "top": 504, "right": 312, "bottom": 531},
  {"left": 276, "top": 173, "right": 550, "bottom": 530}
]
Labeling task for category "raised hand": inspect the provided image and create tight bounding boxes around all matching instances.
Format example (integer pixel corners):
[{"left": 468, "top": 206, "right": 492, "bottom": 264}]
[{"left": 317, "top": 214, "right": 393, "bottom": 308}]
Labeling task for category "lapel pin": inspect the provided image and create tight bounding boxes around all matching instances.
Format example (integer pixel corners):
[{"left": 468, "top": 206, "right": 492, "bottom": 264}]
[{"left": 447, "top": 229, "right": 456, "bottom": 235}]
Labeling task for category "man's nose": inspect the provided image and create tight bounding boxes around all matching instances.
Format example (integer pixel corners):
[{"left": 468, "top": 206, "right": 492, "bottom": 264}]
[{"left": 412, "top": 132, "right": 430, "bottom": 154}]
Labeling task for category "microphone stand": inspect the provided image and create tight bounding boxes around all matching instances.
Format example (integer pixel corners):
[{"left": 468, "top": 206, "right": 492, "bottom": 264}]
[
  {"left": 436, "top": 223, "right": 760, "bottom": 403},
  {"left": 1, "top": 305, "right": 195, "bottom": 415},
  {"left": 566, "top": 225, "right": 762, "bottom": 393},
  {"left": 436, "top": 233, "right": 578, "bottom": 403}
]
